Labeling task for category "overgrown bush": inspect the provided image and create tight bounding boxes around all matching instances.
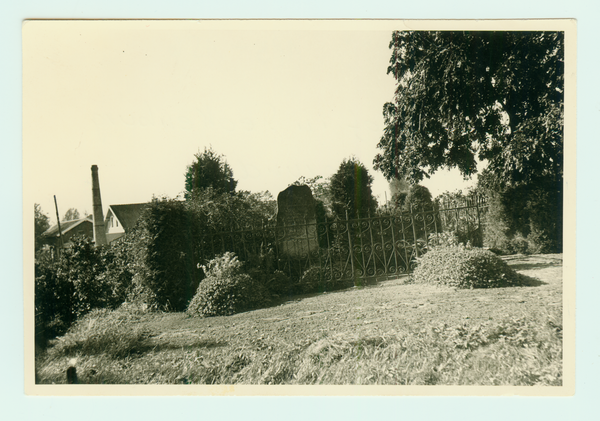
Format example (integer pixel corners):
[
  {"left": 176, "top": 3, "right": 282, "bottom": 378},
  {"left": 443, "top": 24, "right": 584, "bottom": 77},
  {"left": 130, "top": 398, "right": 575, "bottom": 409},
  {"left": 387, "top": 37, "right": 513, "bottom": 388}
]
[
  {"left": 130, "top": 198, "right": 201, "bottom": 311},
  {"left": 35, "top": 236, "right": 131, "bottom": 348},
  {"left": 479, "top": 179, "right": 562, "bottom": 255},
  {"left": 260, "top": 270, "right": 292, "bottom": 297},
  {"left": 187, "top": 252, "right": 270, "bottom": 317},
  {"left": 412, "top": 244, "right": 522, "bottom": 289},
  {"left": 35, "top": 259, "right": 75, "bottom": 347}
]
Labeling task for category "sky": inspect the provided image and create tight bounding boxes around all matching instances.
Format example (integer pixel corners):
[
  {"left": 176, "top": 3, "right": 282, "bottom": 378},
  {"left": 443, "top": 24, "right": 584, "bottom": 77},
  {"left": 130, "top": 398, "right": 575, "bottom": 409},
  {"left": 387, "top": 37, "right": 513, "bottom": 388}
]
[{"left": 23, "top": 20, "right": 479, "bottom": 225}]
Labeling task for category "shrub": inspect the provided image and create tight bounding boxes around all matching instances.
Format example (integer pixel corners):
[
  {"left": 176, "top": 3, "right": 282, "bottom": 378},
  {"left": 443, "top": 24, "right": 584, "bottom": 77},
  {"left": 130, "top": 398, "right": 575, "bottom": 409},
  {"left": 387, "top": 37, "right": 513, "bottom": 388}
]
[
  {"left": 297, "top": 266, "right": 325, "bottom": 294},
  {"left": 131, "top": 198, "right": 201, "bottom": 311},
  {"left": 35, "top": 259, "right": 75, "bottom": 347},
  {"left": 412, "top": 244, "right": 522, "bottom": 289},
  {"left": 264, "top": 270, "right": 293, "bottom": 297},
  {"left": 35, "top": 236, "right": 132, "bottom": 348},
  {"left": 187, "top": 252, "right": 270, "bottom": 317}
]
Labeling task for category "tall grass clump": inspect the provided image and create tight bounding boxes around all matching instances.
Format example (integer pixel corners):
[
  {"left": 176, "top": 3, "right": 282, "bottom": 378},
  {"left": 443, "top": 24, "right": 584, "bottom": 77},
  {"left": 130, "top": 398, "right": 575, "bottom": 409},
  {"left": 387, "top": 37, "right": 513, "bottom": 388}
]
[
  {"left": 47, "top": 307, "right": 151, "bottom": 360},
  {"left": 412, "top": 243, "right": 522, "bottom": 288},
  {"left": 187, "top": 252, "right": 270, "bottom": 317}
]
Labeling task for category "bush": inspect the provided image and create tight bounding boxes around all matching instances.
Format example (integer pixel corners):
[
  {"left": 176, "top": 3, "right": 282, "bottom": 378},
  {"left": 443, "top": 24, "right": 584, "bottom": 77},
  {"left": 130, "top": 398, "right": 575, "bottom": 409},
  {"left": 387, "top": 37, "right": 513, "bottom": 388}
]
[
  {"left": 131, "top": 198, "right": 201, "bottom": 311},
  {"left": 35, "top": 259, "right": 75, "bottom": 347},
  {"left": 263, "top": 270, "right": 292, "bottom": 297},
  {"left": 412, "top": 244, "right": 522, "bottom": 289},
  {"left": 187, "top": 252, "right": 270, "bottom": 317},
  {"left": 35, "top": 236, "right": 132, "bottom": 347}
]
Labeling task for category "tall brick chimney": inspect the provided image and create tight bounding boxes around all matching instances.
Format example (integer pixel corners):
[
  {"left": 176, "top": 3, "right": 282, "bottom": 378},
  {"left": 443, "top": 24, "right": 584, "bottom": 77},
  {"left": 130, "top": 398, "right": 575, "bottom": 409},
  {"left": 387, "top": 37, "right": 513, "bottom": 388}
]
[{"left": 91, "top": 165, "right": 107, "bottom": 246}]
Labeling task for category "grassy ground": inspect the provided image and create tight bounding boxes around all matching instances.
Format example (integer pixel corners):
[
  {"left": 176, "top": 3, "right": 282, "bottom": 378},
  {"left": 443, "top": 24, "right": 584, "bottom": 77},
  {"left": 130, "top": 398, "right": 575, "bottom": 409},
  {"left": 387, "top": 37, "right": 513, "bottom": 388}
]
[{"left": 35, "top": 254, "right": 563, "bottom": 385}]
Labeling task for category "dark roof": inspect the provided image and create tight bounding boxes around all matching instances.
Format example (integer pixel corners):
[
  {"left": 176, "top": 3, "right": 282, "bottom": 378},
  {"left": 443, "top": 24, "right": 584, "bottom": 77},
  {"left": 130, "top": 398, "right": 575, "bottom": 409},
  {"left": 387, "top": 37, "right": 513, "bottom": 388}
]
[
  {"left": 42, "top": 216, "right": 93, "bottom": 238},
  {"left": 109, "top": 203, "right": 148, "bottom": 231}
]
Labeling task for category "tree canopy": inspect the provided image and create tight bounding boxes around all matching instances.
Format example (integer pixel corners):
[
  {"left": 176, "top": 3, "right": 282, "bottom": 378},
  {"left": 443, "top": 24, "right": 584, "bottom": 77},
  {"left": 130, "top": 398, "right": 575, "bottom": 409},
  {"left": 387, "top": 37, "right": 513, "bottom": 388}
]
[
  {"left": 403, "top": 184, "right": 434, "bottom": 213},
  {"left": 185, "top": 147, "right": 238, "bottom": 199},
  {"left": 34, "top": 203, "right": 50, "bottom": 253},
  {"left": 63, "top": 208, "right": 81, "bottom": 221},
  {"left": 330, "top": 157, "right": 377, "bottom": 219},
  {"left": 374, "top": 31, "right": 564, "bottom": 189}
]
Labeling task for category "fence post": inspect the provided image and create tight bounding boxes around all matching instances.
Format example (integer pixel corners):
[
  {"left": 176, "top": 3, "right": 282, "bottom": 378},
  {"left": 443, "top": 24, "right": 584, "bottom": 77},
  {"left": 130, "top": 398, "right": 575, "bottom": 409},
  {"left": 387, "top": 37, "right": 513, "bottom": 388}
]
[
  {"left": 368, "top": 211, "right": 377, "bottom": 279},
  {"left": 421, "top": 204, "right": 429, "bottom": 247},
  {"left": 378, "top": 210, "right": 388, "bottom": 277},
  {"left": 410, "top": 206, "right": 419, "bottom": 259},
  {"left": 345, "top": 210, "right": 356, "bottom": 282}
]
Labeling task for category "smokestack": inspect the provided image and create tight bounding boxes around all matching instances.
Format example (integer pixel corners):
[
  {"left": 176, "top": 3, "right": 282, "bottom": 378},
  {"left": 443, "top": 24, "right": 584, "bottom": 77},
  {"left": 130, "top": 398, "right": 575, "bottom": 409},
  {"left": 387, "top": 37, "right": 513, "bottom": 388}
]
[{"left": 91, "top": 165, "right": 107, "bottom": 246}]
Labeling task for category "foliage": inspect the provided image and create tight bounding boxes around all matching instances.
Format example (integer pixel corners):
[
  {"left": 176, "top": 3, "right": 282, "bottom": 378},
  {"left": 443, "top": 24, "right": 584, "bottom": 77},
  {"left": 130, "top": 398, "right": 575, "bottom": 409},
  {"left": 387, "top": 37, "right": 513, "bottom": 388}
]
[
  {"left": 478, "top": 179, "right": 562, "bottom": 254},
  {"left": 388, "top": 177, "right": 410, "bottom": 209},
  {"left": 427, "top": 231, "right": 460, "bottom": 248},
  {"left": 187, "top": 252, "right": 271, "bottom": 317},
  {"left": 412, "top": 244, "right": 522, "bottom": 289},
  {"left": 47, "top": 307, "right": 151, "bottom": 359},
  {"left": 34, "top": 236, "right": 132, "bottom": 347},
  {"left": 35, "top": 259, "right": 75, "bottom": 346},
  {"left": 131, "top": 198, "right": 201, "bottom": 311},
  {"left": 291, "top": 175, "right": 333, "bottom": 215},
  {"left": 63, "top": 208, "right": 81, "bottom": 221},
  {"left": 403, "top": 184, "right": 433, "bottom": 212},
  {"left": 188, "top": 188, "right": 276, "bottom": 233},
  {"left": 34, "top": 203, "right": 50, "bottom": 253},
  {"left": 374, "top": 31, "right": 564, "bottom": 253},
  {"left": 435, "top": 190, "right": 484, "bottom": 247},
  {"left": 375, "top": 31, "right": 564, "bottom": 189},
  {"left": 187, "top": 188, "right": 277, "bottom": 270},
  {"left": 330, "top": 157, "right": 377, "bottom": 220},
  {"left": 297, "top": 266, "right": 326, "bottom": 294},
  {"left": 184, "top": 147, "right": 238, "bottom": 199},
  {"left": 264, "top": 270, "right": 293, "bottom": 297}
]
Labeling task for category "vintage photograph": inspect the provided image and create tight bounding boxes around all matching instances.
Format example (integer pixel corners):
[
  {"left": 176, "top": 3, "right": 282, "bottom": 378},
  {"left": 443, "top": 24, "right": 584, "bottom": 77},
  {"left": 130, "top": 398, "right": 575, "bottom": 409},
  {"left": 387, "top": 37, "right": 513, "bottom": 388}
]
[{"left": 23, "top": 20, "right": 575, "bottom": 394}]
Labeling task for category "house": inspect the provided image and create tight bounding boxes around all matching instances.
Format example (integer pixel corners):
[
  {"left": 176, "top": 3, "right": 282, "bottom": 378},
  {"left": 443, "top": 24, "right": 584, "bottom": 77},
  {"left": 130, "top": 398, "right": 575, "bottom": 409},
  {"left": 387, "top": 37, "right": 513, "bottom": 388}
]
[
  {"left": 41, "top": 215, "right": 94, "bottom": 248},
  {"left": 104, "top": 203, "right": 148, "bottom": 244}
]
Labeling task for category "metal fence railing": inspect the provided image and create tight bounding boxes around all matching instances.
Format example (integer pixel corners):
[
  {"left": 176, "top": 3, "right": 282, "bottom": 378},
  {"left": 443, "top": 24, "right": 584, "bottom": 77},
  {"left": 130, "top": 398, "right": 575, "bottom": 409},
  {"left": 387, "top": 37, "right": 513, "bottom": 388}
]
[{"left": 198, "top": 197, "right": 488, "bottom": 285}]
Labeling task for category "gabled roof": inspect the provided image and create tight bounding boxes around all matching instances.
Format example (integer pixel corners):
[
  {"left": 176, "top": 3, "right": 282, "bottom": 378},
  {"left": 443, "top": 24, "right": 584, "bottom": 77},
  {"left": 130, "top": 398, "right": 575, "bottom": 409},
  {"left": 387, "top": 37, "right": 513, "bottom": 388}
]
[
  {"left": 108, "top": 203, "right": 148, "bottom": 231},
  {"left": 42, "top": 215, "right": 93, "bottom": 238}
]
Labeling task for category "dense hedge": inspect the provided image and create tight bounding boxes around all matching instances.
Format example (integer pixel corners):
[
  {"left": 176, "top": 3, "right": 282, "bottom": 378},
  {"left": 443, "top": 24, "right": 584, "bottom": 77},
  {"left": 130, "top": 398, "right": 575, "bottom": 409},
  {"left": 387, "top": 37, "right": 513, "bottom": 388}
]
[
  {"left": 412, "top": 245, "right": 522, "bottom": 289},
  {"left": 131, "top": 198, "right": 201, "bottom": 311}
]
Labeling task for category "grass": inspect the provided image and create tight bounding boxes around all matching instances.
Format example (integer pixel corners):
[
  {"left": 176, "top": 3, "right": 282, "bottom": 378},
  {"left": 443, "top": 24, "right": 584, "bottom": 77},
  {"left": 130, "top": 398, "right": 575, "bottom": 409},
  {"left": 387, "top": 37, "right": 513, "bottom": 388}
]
[{"left": 35, "top": 254, "right": 563, "bottom": 386}]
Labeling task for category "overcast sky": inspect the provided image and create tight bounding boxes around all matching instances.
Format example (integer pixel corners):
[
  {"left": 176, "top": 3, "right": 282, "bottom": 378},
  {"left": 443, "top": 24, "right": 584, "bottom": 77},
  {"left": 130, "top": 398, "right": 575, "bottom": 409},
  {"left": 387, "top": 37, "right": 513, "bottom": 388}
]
[{"left": 24, "top": 20, "right": 477, "bottom": 224}]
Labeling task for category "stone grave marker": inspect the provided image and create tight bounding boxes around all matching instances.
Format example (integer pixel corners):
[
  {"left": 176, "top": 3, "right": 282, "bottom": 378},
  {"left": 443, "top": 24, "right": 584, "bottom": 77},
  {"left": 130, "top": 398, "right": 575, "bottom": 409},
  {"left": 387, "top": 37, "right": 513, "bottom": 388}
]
[{"left": 276, "top": 185, "right": 319, "bottom": 257}]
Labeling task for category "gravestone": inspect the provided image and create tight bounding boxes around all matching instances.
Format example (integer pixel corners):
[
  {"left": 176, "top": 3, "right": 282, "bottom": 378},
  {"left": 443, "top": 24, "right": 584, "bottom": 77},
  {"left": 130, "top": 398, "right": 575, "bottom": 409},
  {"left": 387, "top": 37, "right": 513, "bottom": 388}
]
[{"left": 276, "top": 185, "right": 319, "bottom": 257}]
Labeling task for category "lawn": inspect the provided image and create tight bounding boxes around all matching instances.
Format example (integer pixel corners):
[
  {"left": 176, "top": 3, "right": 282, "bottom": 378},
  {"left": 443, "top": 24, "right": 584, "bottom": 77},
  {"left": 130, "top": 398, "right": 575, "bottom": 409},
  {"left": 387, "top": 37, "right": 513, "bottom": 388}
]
[{"left": 35, "top": 254, "right": 563, "bottom": 386}]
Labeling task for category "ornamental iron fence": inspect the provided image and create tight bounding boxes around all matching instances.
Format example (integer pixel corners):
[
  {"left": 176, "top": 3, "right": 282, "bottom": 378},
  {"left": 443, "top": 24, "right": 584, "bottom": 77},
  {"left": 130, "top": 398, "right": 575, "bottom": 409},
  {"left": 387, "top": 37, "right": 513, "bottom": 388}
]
[{"left": 196, "top": 197, "right": 487, "bottom": 286}]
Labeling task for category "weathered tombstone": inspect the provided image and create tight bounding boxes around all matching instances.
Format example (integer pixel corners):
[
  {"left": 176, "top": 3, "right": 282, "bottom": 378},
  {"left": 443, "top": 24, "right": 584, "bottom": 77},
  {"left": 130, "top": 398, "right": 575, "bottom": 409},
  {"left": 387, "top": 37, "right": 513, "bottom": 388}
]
[{"left": 276, "top": 185, "right": 319, "bottom": 257}]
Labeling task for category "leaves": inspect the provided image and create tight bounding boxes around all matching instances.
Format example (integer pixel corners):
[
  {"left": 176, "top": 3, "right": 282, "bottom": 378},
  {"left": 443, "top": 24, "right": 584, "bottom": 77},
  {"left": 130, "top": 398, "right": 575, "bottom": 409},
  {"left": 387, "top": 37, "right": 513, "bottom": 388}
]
[
  {"left": 329, "top": 157, "right": 377, "bottom": 219},
  {"left": 184, "top": 147, "right": 238, "bottom": 199},
  {"left": 374, "top": 31, "right": 564, "bottom": 189}
]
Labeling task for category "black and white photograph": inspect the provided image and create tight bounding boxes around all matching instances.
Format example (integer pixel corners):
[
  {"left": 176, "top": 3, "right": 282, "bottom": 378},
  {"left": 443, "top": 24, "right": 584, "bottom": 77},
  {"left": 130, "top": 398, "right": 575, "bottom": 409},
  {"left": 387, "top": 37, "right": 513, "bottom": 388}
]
[{"left": 23, "top": 19, "right": 575, "bottom": 395}]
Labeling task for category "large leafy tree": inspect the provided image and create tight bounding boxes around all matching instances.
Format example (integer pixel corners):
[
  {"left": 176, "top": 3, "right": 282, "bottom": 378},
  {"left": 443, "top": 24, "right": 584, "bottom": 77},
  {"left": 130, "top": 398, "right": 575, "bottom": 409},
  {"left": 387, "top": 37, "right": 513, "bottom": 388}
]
[
  {"left": 374, "top": 31, "right": 564, "bottom": 189},
  {"left": 374, "top": 31, "right": 564, "bottom": 252},
  {"left": 184, "top": 147, "right": 238, "bottom": 199},
  {"left": 330, "top": 158, "right": 377, "bottom": 219}
]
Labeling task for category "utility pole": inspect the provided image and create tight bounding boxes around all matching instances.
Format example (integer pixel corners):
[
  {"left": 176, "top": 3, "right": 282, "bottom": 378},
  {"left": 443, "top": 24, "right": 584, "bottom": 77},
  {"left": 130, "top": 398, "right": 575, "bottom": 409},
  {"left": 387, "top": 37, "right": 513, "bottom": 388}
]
[{"left": 53, "top": 195, "right": 64, "bottom": 257}]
